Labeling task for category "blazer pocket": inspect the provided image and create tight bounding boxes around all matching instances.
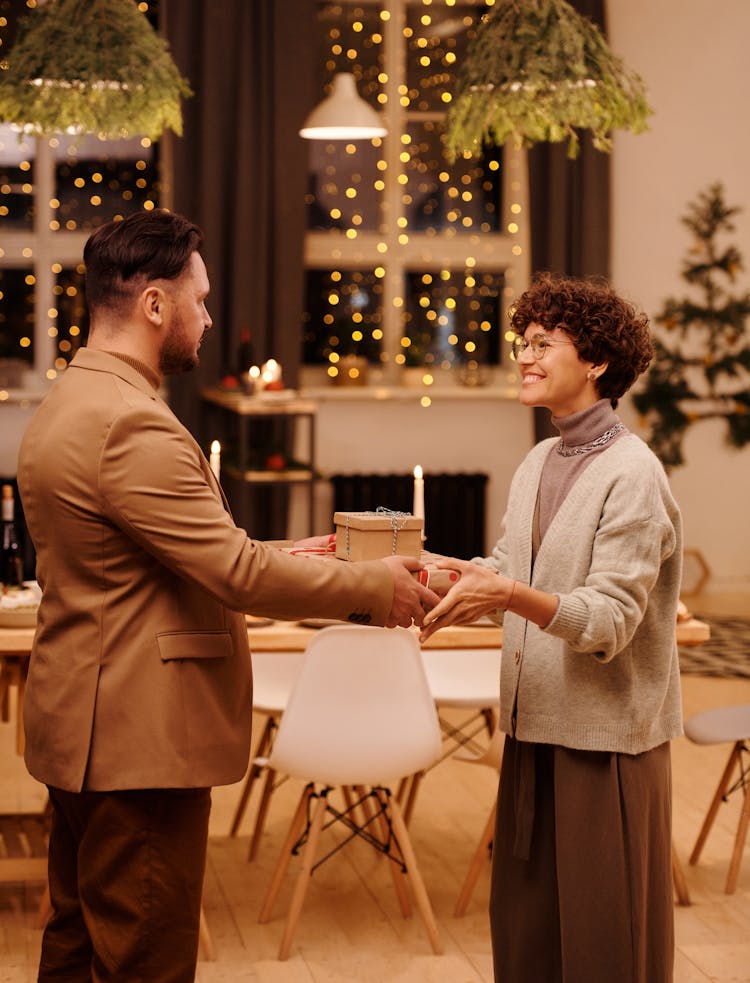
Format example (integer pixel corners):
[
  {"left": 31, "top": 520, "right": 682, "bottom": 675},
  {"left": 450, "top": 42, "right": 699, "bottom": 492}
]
[{"left": 157, "top": 630, "right": 233, "bottom": 662}]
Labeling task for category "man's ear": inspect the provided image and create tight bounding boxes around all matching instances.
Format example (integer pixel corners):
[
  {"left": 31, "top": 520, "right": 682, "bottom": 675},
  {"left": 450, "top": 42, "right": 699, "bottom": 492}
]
[
  {"left": 589, "top": 361, "right": 609, "bottom": 381},
  {"left": 141, "top": 285, "right": 165, "bottom": 326}
]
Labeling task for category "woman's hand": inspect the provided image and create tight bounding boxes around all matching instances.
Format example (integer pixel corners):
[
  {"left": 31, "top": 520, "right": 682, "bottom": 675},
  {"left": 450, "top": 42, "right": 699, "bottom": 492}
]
[{"left": 418, "top": 557, "right": 513, "bottom": 641}]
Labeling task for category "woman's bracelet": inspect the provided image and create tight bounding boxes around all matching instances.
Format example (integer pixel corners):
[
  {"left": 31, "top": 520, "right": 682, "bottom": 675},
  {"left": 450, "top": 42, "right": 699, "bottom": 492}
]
[{"left": 507, "top": 579, "right": 517, "bottom": 611}]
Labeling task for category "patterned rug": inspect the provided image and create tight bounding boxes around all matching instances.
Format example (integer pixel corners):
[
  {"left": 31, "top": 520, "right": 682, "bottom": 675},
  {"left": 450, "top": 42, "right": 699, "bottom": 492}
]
[{"left": 678, "top": 616, "right": 750, "bottom": 678}]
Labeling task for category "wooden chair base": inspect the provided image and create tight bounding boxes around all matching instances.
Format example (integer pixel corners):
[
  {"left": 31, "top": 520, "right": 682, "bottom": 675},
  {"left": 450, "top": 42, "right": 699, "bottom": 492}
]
[
  {"left": 258, "top": 784, "right": 443, "bottom": 961},
  {"left": 689, "top": 740, "right": 749, "bottom": 894}
]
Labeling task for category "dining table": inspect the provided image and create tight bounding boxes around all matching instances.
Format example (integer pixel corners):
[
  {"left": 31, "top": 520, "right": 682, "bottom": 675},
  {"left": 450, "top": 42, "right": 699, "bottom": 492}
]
[{"left": 0, "top": 612, "right": 712, "bottom": 757}]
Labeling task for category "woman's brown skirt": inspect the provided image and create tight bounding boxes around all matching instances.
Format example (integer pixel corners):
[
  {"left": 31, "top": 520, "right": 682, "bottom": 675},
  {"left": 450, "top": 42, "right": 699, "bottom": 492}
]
[{"left": 490, "top": 737, "right": 674, "bottom": 983}]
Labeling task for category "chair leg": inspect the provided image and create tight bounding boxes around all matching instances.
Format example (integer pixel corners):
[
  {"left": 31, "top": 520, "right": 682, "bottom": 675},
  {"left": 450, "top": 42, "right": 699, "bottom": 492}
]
[
  {"left": 481, "top": 706, "right": 497, "bottom": 738},
  {"left": 258, "top": 784, "right": 314, "bottom": 924},
  {"left": 386, "top": 794, "right": 443, "bottom": 955},
  {"left": 37, "top": 882, "right": 51, "bottom": 929},
  {"left": 671, "top": 839, "right": 691, "bottom": 907},
  {"left": 229, "top": 715, "right": 276, "bottom": 836},
  {"left": 198, "top": 904, "right": 216, "bottom": 961},
  {"left": 689, "top": 742, "right": 741, "bottom": 866},
  {"left": 402, "top": 770, "right": 424, "bottom": 826},
  {"left": 248, "top": 765, "right": 278, "bottom": 861},
  {"left": 371, "top": 788, "right": 412, "bottom": 919},
  {"left": 278, "top": 792, "right": 329, "bottom": 961},
  {"left": 454, "top": 800, "right": 496, "bottom": 917},
  {"left": 725, "top": 768, "right": 750, "bottom": 894}
]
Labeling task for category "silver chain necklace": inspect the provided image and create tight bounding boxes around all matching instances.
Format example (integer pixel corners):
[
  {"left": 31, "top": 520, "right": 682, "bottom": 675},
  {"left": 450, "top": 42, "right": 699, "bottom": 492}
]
[{"left": 556, "top": 421, "right": 626, "bottom": 457}]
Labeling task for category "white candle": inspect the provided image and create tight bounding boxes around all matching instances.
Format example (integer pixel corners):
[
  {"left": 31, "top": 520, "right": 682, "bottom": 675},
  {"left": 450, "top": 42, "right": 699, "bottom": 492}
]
[
  {"left": 209, "top": 440, "right": 221, "bottom": 480},
  {"left": 413, "top": 464, "right": 425, "bottom": 526},
  {"left": 261, "top": 358, "right": 282, "bottom": 387}
]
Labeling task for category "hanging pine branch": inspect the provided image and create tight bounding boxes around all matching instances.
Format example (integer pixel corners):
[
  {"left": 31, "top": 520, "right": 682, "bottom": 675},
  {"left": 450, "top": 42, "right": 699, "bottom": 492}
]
[{"left": 633, "top": 184, "right": 750, "bottom": 469}]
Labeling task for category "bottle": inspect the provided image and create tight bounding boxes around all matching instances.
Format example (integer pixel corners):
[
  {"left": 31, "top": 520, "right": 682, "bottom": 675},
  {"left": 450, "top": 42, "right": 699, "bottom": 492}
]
[
  {"left": 236, "top": 327, "right": 257, "bottom": 376},
  {"left": 1, "top": 484, "right": 24, "bottom": 592}
]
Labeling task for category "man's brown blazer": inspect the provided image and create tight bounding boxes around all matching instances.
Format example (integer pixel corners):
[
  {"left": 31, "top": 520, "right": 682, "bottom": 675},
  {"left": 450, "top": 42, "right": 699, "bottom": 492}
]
[{"left": 18, "top": 349, "right": 393, "bottom": 792}]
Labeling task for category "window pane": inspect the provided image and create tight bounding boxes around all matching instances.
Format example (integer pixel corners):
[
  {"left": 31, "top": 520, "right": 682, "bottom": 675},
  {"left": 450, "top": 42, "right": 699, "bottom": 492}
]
[
  {"left": 54, "top": 266, "right": 89, "bottom": 365},
  {"left": 0, "top": 127, "right": 35, "bottom": 231},
  {"left": 313, "top": 3, "right": 384, "bottom": 97},
  {"left": 405, "top": 2, "right": 484, "bottom": 114},
  {"left": 303, "top": 269, "right": 384, "bottom": 369},
  {"left": 0, "top": 267, "right": 34, "bottom": 365},
  {"left": 404, "top": 120, "right": 501, "bottom": 232},
  {"left": 306, "top": 140, "right": 381, "bottom": 232},
  {"left": 403, "top": 269, "right": 503, "bottom": 369},
  {"left": 306, "top": 2, "right": 384, "bottom": 231},
  {"left": 53, "top": 135, "right": 159, "bottom": 231}
]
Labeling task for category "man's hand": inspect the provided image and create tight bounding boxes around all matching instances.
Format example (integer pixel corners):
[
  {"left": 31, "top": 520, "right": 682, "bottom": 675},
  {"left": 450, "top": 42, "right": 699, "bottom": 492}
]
[
  {"left": 380, "top": 555, "right": 440, "bottom": 628},
  {"left": 419, "top": 557, "right": 511, "bottom": 641},
  {"left": 287, "top": 533, "right": 336, "bottom": 554}
]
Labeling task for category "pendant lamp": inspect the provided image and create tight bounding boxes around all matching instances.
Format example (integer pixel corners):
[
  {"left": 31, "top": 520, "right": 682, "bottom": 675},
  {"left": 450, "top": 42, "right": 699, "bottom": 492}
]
[
  {"left": 443, "top": 0, "right": 652, "bottom": 160},
  {"left": 300, "top": 73, "right": 386, "bottom": 141},
  {"left": 0, "top": 0, "right": 191, "bottom": 140}
]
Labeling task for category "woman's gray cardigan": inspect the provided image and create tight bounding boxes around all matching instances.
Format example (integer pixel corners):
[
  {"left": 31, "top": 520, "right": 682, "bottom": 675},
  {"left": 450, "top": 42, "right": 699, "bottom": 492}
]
[{"left": 477, "top": 433, "right": 683, "bottom": 755}]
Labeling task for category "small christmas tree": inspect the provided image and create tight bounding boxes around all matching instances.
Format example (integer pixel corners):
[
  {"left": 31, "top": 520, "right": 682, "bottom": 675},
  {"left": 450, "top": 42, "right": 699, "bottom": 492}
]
[{"left": 633, "top": 183, "right": 750, "bottom": 469}]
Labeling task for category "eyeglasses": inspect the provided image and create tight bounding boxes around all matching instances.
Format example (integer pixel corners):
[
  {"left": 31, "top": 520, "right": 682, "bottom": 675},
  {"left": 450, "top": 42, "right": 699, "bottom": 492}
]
[{"left": 512, "top": 334, "right": 576, "bottom": 360}]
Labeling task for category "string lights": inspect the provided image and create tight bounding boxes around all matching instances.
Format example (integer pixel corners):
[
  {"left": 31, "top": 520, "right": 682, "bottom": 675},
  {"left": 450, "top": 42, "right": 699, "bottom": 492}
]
[{"left": 304, "top": 0, "right": 518, "bottom": 385}]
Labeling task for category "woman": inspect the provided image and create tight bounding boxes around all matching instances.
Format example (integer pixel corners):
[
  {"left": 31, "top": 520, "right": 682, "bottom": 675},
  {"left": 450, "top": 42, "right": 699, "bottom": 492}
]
[{"left": 421, "top": 272, "right": 682, "bottom": 983}]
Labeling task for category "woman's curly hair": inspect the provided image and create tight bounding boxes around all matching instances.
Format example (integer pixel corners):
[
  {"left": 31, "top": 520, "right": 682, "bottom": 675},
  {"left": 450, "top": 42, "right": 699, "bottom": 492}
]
[{"left": 510, "top": 272, "right": 654, "bottom": 407}]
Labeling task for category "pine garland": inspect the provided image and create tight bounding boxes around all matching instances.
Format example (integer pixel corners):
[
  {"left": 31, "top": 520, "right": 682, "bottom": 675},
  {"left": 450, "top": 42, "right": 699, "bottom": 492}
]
[
  {"left": 633, "top": 184, "right": 750, "bottom": 469},
  {"left": 0, "top": 0, "right": 191, "bottom": 140},
  {"left": 443, "top": 0, "right": 652, "bottom": 161}
]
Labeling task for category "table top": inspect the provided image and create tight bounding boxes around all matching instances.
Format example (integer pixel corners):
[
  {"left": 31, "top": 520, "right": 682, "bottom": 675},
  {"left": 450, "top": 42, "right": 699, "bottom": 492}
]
[
  {"left": 201, "top": 387, "right": 318, "bottom": 416},
  {"left": 0, "top": 615, "right": 711, "bottom": 658}
]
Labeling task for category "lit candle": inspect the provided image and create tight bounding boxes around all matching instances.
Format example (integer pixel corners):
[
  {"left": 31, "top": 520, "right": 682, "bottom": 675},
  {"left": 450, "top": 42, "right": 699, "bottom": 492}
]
[
  {"left": 413, "top": 464, "right": 425, "bottom": 528},
  {"left": 209, "top": 440, "right": 221, "bottom": 480}
]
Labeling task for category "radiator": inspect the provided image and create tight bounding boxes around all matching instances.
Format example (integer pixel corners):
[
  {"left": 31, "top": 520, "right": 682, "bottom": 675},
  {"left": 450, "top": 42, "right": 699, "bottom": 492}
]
[{"left": 330, "top": 472, "right": 487, "bottom": 560}]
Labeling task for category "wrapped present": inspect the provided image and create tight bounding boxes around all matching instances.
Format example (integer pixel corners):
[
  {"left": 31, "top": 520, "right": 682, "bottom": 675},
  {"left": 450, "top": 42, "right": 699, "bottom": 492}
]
[
  {"left": 414, "top": 566, "right": 460, "bottom": 593},
  {"left": 334, "top": 509, "right": 424, "bottom": 561}
]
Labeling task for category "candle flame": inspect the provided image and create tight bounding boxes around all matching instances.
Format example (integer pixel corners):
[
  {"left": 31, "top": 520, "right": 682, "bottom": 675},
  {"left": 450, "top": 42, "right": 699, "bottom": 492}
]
[
  {"left": 413, "top": 465, "right": 423, "bottom": 479},
  {"left": 210, "top": 440, "right": 221, "bottom": 454}
]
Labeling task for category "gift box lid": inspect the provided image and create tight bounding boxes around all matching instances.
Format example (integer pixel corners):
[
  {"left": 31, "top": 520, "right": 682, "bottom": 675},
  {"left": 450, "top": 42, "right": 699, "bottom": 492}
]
[{"left": 333, "top": 510, "right": 423, "bottom": 532}]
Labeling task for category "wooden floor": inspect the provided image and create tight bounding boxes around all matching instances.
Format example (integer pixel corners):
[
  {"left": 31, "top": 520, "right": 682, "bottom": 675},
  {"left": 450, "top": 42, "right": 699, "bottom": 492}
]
[{"left": 2, "top": 589, "right": 749, "bottom": 982}]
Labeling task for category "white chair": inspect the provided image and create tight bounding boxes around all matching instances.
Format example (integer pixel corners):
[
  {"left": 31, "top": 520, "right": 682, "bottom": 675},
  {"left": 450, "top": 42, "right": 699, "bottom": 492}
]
[
  {"left": 685, "top": 703, "right": 750, "bottom": 894},
  {"left": 228, "top": 650, "right": 305, "bottom": 860},
  {"left": 400, "top": 646, "right": 500, "bottom": 823},
  {"left": 421, "top": 646, "right": 501, "bottom": 749},
  {"left": 257, "top": 625, "right": 444, "bottom": 960}
]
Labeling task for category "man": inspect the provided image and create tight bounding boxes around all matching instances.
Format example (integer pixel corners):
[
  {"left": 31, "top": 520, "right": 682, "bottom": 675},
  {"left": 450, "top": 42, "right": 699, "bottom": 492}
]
[{"left": 17, "top": 210, "right": 437, "bottom": 982}]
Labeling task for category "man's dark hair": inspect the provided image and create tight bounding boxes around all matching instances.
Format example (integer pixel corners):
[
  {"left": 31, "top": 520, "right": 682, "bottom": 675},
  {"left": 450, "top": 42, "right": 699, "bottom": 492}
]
[{"left": 83, "top": 209, "right": 203, "bottom": 319}]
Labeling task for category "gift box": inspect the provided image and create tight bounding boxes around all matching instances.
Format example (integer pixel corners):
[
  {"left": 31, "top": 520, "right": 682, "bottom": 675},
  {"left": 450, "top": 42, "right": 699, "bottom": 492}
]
[
  {"left": 415, "top": 566, "right": 460, "bottom": 593},
  {"left": 334, "top": 510, "right": 424, "bottom": 561}
]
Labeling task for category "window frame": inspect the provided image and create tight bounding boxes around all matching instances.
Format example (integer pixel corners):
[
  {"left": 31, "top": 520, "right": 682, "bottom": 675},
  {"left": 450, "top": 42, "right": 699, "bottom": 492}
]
[{"left": 299, "top": 0, "right": 529, "bottom": 391}]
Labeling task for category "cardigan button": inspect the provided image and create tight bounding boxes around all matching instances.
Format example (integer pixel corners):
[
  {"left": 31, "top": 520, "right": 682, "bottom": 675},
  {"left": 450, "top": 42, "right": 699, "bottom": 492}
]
[{"left": 514, "top": 649, "right": 521, "bottom": 665}]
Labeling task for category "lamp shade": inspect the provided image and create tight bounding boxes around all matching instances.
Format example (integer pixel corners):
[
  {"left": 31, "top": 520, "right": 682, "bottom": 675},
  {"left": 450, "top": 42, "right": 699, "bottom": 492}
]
[
  {"left": 300, "top": 73, "right": 386, "bottom": 140},
  {"left": 443, "top": 0, "right": 652, "bottom": 160},
  {"left": 0, "top": 0, "right": 191, "bottom": 140}
]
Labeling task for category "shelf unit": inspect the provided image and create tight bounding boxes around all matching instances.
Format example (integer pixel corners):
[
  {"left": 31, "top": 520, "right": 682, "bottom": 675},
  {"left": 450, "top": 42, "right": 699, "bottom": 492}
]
[{"left": 200, "top": 387, "right": 318, "bottom": 538}]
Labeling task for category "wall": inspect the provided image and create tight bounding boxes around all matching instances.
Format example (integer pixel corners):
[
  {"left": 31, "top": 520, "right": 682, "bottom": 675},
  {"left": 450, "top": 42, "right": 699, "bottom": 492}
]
[
  {"left": 608, "top": 0, "right": 750, "bottom": 591},
  {"left": 287, "top": 389, "right": 532, "bottom": 553}
]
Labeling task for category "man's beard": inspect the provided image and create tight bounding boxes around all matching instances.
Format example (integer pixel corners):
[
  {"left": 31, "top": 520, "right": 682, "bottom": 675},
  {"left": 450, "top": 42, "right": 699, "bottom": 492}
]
[{"left": 159, "top": 312, "right": 200, "bottom": 375}]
